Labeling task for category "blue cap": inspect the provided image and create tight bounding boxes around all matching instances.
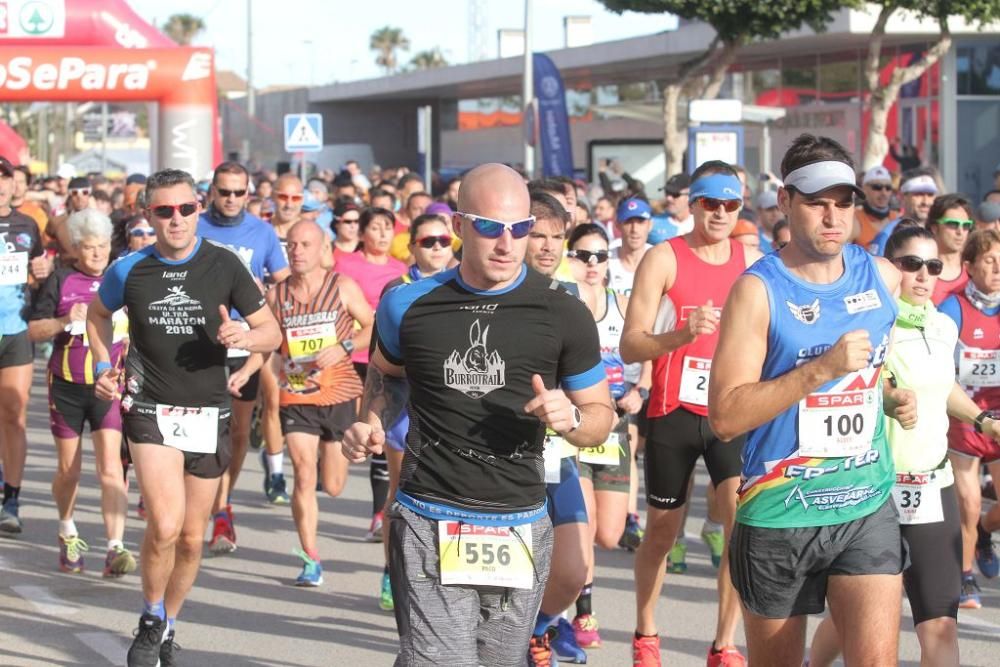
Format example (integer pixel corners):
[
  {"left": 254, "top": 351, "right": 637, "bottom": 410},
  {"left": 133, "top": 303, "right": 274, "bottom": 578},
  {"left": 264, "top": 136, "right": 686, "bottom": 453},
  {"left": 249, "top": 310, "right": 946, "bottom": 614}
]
[
  {"left": 301, "top": 193, "right": 322, "bottom": 212},
  {"left": 616, "top": 197, "right": 652, "bottom": 222}
]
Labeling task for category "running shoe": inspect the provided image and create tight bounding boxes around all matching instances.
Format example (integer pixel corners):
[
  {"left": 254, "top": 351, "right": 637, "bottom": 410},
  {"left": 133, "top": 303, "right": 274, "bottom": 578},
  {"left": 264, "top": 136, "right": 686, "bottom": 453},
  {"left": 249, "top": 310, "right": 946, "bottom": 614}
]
[
  {"left": 527, "top": 627, "right": 556, "bottom": 667},
  {"left": 159, "top": 630, "right": 181, "bottom": 667},
  {"left": 706, "top": 645, "right": 747, "bottom": 667},
  {"left": 0, "top": 497, "right": 22, "bottom": 535},
  {"left": 960, "top": 572, "right": 982, "bottom": 610},
  {"left": 365, "top": 511, "right": 385, "bottom": 542},
  {"left": 294, "top": 549, "right": 323, "bottom": 587},
  {"left": 701, "top": 524, "right": 725, "bottom": 569},
  {"left": 267, "top": 473, "right": 291, "bottom": 505},
  {"left": 551, "top": 617, "right": 587, "bottom": 663},
  {"left": 976, "top": 523, "right": 999, "bottom": 579},
  {"left": 58, "top": 534, "right": 89, "bottom": 573},
  {"left": 666, "top": 539, "right": 687, "bottom": 574},
  {"left": 126, "top": 613, "right": 166, "bottom": 667},
  {"left": 208, "top": 506, "right": 237, "bottom": 554},
  {"left": 572, "top": 613, "right": 601, "bottom": 649},
  {"left": 136, "top": 495, "right": 146, "bottom": 521},
  {"left": 619, "top": 513, "right": 644, "bottom": 552},
  {"left": 632, "top": 634, "right": 661, "bottom": 667},
  {"left": 379, "top": 571, "right": 394, "bottom": 611},
  {"left": 103, "top": 545, "right": 137, "bottom": 578}
]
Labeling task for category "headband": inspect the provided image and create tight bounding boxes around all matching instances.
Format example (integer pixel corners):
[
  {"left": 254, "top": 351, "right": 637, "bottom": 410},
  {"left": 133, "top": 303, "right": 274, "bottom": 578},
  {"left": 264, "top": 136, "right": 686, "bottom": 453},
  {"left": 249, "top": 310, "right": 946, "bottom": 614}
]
[
  {"left": 688, "top": 173, "right": 743, "bottom": 203},
  {"left": 900, "top": 174, "right": 938, "bottom": 195},
  {"left": 784, "top": 161, "right": 864, "bottom": 197}
]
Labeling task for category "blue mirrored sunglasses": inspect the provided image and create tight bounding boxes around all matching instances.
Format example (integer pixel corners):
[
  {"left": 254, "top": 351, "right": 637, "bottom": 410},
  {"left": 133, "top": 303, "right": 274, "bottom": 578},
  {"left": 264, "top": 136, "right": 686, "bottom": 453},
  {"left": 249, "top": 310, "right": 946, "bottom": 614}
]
[{"left": 457, "top": 212, "right": 535, "bottom": 239}]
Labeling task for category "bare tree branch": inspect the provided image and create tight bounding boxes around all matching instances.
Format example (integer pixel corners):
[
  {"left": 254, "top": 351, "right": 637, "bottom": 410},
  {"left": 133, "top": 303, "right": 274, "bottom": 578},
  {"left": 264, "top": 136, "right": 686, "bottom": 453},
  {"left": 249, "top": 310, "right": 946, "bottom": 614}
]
[
  {"left": 890, "top": 17, "right": 952, "bottom": 87},
  {"left": 864, "top": 4, "right": 895, "bottom": 93}
]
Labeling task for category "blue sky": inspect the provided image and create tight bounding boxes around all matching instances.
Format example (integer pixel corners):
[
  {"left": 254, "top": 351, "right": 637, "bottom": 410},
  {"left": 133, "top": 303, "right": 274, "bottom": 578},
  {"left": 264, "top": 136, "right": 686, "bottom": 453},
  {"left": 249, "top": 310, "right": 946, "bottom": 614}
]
[{"left": 128, "top": 0, "right": 676, "bottom": 87}]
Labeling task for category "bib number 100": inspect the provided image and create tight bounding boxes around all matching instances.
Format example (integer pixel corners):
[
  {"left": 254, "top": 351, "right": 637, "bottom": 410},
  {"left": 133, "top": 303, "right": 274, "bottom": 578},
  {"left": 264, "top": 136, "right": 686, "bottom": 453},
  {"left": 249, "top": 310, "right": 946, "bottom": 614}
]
[{"left": 823, "top": 413, "right": 864, "bottom": 437}]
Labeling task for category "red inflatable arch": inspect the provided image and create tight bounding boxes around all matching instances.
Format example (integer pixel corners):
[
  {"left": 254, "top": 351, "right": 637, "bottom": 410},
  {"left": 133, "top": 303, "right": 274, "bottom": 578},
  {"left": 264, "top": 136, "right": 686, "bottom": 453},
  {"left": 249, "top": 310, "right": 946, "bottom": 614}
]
[{"left": 0, "top": 0, "right": 220, "bottom": 176}]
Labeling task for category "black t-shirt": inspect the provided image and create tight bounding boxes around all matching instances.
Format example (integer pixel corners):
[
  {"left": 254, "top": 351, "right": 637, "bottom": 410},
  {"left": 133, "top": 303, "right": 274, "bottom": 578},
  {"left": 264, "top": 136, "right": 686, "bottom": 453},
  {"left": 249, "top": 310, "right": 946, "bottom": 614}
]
[
  {"left": 376, "top": 265, "right": 604, "bottom": 512},
  {"left": 99, "top": 238, "right": 266, "bottom": 408}
]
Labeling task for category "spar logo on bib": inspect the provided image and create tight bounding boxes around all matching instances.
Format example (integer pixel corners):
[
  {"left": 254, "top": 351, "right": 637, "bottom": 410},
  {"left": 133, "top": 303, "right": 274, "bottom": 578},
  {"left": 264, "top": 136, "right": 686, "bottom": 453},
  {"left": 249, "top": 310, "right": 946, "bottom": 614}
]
[{"left": 444, "top": 319, "right": 506, "bottom": 398}]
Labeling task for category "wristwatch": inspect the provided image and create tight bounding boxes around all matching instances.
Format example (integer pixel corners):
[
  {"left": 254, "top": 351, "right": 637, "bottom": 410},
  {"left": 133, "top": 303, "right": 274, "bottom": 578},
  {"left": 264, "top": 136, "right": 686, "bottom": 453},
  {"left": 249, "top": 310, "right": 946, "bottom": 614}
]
[
  {"left": 568, "top": 406, "right": 582, "bottom": 432},
  {"left": 341, "top": 339, "right": 355, "bottom": 355},
  {"left": 974, "top": 410, "right": 993, "bottom": 434},
  {"left": 637, "top": 387, "right": 650, "bottom": 402}
]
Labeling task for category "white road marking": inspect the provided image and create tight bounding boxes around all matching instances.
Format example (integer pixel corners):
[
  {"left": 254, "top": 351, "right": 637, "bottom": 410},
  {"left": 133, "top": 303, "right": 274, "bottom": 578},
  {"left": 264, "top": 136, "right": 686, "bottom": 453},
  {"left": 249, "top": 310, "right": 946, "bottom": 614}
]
[
  {"left": 10, "top": 585, "right": 80, "bottom": 617},
  {"left": 75, "top": 632, "right": 128, "bottom": 665}
]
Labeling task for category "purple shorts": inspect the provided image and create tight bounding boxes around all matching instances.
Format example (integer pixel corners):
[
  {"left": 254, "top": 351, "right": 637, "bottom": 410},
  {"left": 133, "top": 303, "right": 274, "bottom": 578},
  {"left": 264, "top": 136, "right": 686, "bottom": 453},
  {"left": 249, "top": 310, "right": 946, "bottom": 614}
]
[{"left": 48, "top": 372, "right": 121, "bottom": 439}]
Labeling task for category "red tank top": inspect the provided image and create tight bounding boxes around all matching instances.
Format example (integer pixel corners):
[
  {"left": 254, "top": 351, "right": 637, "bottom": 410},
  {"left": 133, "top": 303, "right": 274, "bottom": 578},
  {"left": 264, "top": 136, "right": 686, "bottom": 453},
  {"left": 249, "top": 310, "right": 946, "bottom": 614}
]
[
  {"left": 932, "top": 266, "right": 968, "bottom": 306},
  {"left": 649, "top": 237, "right": 746, "bottom": 418},
  {"left": 956, "top": 294, "right": 1000, "bottom": 409}
]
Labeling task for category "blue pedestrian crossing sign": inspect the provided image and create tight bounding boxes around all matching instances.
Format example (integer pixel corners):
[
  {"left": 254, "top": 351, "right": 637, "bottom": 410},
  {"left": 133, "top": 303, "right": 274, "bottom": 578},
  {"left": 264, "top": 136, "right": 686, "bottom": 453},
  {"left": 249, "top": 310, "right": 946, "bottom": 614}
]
[{"left": 284, "top": 113, "right": 323, "bottom": 152}]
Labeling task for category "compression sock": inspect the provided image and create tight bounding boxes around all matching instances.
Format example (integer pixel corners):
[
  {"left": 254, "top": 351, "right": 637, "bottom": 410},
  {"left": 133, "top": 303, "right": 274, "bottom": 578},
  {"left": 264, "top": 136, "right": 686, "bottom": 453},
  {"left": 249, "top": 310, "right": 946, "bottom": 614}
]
[
  {"left": 3, "top": 483, "right": 20, "bottom": 504},
  {"left": 533, "top": 611, "right": 557, "bottom": 637},
  {"left": 369, "top": 454, "right": 390, "bottom": 513},
  {"left": 143, "top": 599, "right": 166, "bottom": 621},
  {"left": 575, "top": 583, "right": 593, "bottom": 617}
]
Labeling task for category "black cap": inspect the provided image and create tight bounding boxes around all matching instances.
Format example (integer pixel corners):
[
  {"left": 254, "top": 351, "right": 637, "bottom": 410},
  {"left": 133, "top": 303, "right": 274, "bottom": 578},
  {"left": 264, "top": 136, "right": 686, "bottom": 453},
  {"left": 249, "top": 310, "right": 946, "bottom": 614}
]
[
  {"left": 0, "top": 156, "right": 14, "bottom": 178},
  {"left": 68, "top": 177, "right": 90, "bottom": 190},
  {"left": 126, "top": 173, "right": 147, "bottom": 185},
  {"left": 661, "top": 173, "right": 690, "bottom": 196}
]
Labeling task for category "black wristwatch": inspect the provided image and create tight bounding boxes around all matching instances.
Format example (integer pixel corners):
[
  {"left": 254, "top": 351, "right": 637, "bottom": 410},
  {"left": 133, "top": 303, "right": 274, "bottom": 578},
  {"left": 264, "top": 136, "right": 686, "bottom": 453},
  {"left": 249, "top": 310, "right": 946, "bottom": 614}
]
[
  {"left": 637, "top": 387, "right": 650, "bottom": 402},
  {"left": 974, "top": 410, "right": 993, "bottom": 434},
  {"left": 341, "top": 339, "right": 355, "bottom": 355}
]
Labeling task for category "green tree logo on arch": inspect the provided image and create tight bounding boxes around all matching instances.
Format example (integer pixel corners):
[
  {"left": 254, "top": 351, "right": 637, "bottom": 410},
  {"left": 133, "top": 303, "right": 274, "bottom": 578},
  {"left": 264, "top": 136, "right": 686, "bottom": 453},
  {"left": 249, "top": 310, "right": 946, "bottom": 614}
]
[{"left": 20, "top": 1, "right": 54, "bottom": 35}]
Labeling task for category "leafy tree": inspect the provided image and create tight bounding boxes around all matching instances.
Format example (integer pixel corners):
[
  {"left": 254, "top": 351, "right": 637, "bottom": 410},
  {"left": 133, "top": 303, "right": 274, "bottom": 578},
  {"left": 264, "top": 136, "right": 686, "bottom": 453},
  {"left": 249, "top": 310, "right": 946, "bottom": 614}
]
[
  {"left": 161, "top": 13, "right": 205, "bottom": 46},
  {"left": 598, "top": 0, "right": 850, "bottom": 175},
  {"left": 861, "top": 1, "right": 1000, "bottom": 168},
  {"left": 409, "top": 48, "right": 449, "bottom": 71},
  {"left": 370, "top": 26, "right": 411, "bottom": 75}
]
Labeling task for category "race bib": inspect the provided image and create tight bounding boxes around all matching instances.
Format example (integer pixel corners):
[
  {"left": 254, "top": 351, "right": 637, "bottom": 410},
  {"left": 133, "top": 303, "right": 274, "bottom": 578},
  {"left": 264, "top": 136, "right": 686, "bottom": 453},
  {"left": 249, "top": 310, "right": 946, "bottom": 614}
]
[
  {"left": 579, "top": 432, "right": 621, "bottom": 466},
  {"left": 678, "top": 356, "right": 711, "bottom": 406},
  {"left": 155, "top": 405, "right": 219, "bottom": 454},
  {"left": 438, "top": 521, "right": 534, "bottom": 589},
  {"left": 891, "top": 472, "right": 944, "bottom": 524},
  {"left": 798, "top": 368, "right": 878, "bottom": 458},
  {"left": 958, "top": 349, "right": 1000, "bottom": 388},
  {"left": 287, "top": 322, "right": 338, "bottom": 363},
  {"left": 0, "top": 252, "right": 27, "bottom": 286}
]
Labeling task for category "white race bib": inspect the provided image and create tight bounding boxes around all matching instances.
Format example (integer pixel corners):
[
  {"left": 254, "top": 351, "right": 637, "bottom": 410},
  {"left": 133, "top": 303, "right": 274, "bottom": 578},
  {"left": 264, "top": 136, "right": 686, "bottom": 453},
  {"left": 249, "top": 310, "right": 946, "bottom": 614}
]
[
  {"left": 287, "top": 321, "right": 338, "bottom": 363},
  {"left": 798, "top": 368, "right": 879, "bottom": 458},
  {"left": 0, "top": 252, "right": 28, "bottom": 286},
  {"left": 891, "top": 472, "right": 944, "bottom": 524},
  {"left": 678, "top": 356, "right": 711, "bottom": 406},
  {"left": 438, "top": 521, "right": 534, "bottom": 589},
  {"left": 155, "top": 405, "right": 219, "bottom": 454},
  {"left": 579, "top": 432, "right": 622, "bottom": 466},
  {"left": 958, "top": 349, "right": 1000, "bottom": 388}
]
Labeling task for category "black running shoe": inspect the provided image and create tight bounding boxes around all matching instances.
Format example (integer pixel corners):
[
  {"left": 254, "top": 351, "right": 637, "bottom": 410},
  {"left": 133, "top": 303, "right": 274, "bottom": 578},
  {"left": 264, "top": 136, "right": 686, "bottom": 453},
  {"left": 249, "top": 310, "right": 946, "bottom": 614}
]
[
  {"left": 127, "top": 613, "right": 165, "bottom": 667},
  {"left": 160, "top": 630, "right": 181, "bottom": 667}
]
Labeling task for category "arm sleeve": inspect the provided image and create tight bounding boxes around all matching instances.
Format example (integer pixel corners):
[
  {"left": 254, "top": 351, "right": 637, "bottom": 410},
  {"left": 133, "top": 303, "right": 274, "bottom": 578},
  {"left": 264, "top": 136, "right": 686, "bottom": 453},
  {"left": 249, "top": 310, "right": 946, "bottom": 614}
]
[
  {"left": 97, "top": 256, "right": 135, "bottom": 312},
  {"left": 552, "top": 292, "right": 604, "bottom": 391},
  {"left": 29, "top": 271, "right": 62, "bottom": 320},
  {"left": 228, "top": 253, "right": 268, "bottom": 318}
]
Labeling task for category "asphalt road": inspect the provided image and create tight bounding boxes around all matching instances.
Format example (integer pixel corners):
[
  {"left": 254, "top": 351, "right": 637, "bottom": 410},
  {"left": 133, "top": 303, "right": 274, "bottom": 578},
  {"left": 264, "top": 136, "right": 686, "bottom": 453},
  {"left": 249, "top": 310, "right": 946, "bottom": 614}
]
[{"left": 3, "top": 367, "right": 1000, "bottom": 666}]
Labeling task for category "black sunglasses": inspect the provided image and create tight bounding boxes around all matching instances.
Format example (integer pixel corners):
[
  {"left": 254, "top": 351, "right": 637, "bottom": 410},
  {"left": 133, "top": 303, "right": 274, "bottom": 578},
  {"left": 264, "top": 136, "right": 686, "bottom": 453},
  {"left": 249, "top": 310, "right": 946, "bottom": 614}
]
[
  {"left": 217, "top": 188, "right": 247, "bottom": 198},
  {"left": 868, "top": 184, "right": 892, "bottom": 192},
  {"left": 568, "top": 249, "right": 609, "bottom": 264},
  {"left": 415, "top": 235, "right": 451, "bottom": 249},
  {"left": 150, "top": 202, "right": 199, "bottom": 220},
  {"left": 893, "top": 255, "right": 943, "bottom": 276}
]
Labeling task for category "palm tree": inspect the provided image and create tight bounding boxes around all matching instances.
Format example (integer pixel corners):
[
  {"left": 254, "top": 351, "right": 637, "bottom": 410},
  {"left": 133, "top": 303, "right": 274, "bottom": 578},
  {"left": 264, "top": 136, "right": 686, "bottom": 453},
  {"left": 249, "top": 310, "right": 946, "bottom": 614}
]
[
  {"left": 162, "top": 14, "right": 205, "bottom": 46},
  {"left": 409, "top": 48, "right": 448, "bottom": 71},
  {"left": 369, "top": 26, "right": 410, "bottom": 75}
]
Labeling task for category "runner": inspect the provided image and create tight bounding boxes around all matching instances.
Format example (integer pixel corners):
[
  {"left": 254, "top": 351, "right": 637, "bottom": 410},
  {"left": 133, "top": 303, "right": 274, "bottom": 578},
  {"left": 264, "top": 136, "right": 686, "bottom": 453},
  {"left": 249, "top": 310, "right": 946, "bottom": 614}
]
[
  {"left": 867, "top": 168, "right": 938, "bottom": 256},
  {"left": 622, "top": 160, "right": 760, "bottom": 667},
  {"left": 523, "top": 191, "right": 591, "bottom": 665},
  {"left": 853, "top": 165, "right": 898, "bottom": 249},
  {"left": 978, "top": 200, "right": 1000, "bottom": 231},
  {"left": 927, "top": 194, "right": 974, "bottom": 304},
  {"left": 376, "top": 212, "right": 455, "bottom": 612},
  {"left": 197, "top": 161, "right": 289, "bottom": 554},
  {"left": 755, "top": 190, "right": 784, "bottom": 252},
  {"left": 268, "top": 220, "right": 372, "bottom": 585},
  {"left": 566, "top": 223, "right": 633, "bottom": 652},
  {"left": 709, "top": 134, "right": 910, "bottom": 667},
  {"left": 86, "top": 168, "right": 281, "bottom": 666},
  {"left": 661, "top": 173, "right": 693, "bottom": 237},
  {"left": 342, "top": 163, "right": 613, "bottom": 666},
  {"left": 808, "top": 223, "right": 1000, "bottom": 666},
  {"left": 28, "top": 208, "right": 135, "bottom": 575},
  {"left": 332, "top": 200, "right": 361, "bottom": 259},
  {"left": 940, "top": 228, "right": 1000, "bottom": 608},
  {"left": 0, "top": 156, "right": 48, "bottom": 535},
  {"left": 334, "top": 206, "right": 405, "bottom": 543},
  {"left": 607, "top": 197, "right": 654, "bottom": 552}
]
